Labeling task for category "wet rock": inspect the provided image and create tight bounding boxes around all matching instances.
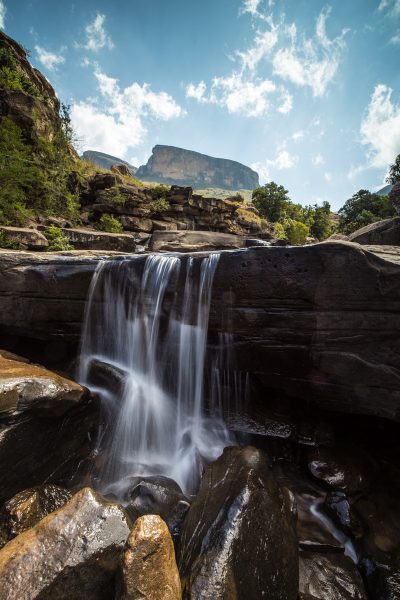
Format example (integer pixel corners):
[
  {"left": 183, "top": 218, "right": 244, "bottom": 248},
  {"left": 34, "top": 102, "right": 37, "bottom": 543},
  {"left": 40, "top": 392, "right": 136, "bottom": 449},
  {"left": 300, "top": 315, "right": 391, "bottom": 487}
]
[
  {"left": 117, "top": 514, "right": 181, "bottom": 600},
  {"left": 0, "top": 350, "right": 86, "bottom": 417},
  {"left": 179, "top": 446, "right": 298, "bottom": 600},
  {"left": 299, "top": 551, "right": 367, "bottom": 599},
  {"left": 0, "top": 484, "right": 71, "bottom": 547},
  {"left": 0, "top": 487, "right": 130, "bottom": 600},
  {"left": 324, "top": 492, "right": 363, "bottom": 539},
  {"left": 0, "top": 351, "right": 99, "bottom": 502},
  {"left": 126, "top": 475, "right": 190, "bottom": 542},
  {"left": 149, "top": 230, "right": 245, "bottom": 252},
  {"left": 0, "top": 227, "right": 49, "bottom": 250},
  {"left": 348, "top": 217, "right": 400, "bottom": 245},
  {"left": 307, "top": 445, "right": 375, "bottom": 494}
]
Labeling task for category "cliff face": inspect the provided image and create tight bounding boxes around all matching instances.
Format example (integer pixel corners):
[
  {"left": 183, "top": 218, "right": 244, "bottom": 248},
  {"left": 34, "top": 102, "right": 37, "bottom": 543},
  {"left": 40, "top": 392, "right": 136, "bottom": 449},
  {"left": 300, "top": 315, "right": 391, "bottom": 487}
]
[{"left": 136, "top": 145, "right": 259, "bottom": 190}]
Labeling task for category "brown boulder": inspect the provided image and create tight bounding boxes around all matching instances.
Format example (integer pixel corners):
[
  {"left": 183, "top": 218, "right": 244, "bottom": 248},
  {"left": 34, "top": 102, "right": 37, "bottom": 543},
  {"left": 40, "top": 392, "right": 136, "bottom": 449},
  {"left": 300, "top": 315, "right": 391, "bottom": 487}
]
[
  {"left": 117, "top": 515, "right": 181, "bottom": 600},
  {"left": 348, "top": 217, "right": 400, "bottom": 245},
  {"left": 0, "top": 487, "right": 131, "bottom": 600},
  {"left": 0, "top": 227, "right": 48, "bottom": 250},
  {"left": 62, "top": 227, "right": 136, "bottom": 252},
  {"left": 299, "top": 552, "right": 367, "bottom": 599},
  {"left": 149, "top": 230, "right": 245, "bottom": 252}
]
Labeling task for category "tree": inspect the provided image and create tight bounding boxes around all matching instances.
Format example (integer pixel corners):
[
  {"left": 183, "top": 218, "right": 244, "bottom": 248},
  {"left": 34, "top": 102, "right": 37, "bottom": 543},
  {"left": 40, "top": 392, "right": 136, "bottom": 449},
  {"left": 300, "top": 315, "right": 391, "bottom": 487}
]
[
  {"left": 310, "top": 201, "right": 332, "bottom": 240},
  {"left": 387, "top": 154, "right": 400, "bottom": 185},
  {"left": 252, "top": 182, "right": 290, "bottom": 222},
  {"left": 338, "top": 189, "right": 395, "bottom": 234},
  {"left": 284, "top": 220, "right": 310, "bottom": 245}
]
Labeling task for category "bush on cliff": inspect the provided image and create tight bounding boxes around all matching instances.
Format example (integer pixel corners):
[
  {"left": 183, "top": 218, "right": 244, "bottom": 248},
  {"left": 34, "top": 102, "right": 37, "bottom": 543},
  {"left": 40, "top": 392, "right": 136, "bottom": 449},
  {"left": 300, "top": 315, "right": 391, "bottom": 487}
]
[
  {"left": 45, "top": 225, "right": 73, "bottom": 251},
  {"left": 338, "top": 190, "right": 395, "bottom": 234},
  {"left": 97, "top": 214, "right": 123, "bottom": 233}
]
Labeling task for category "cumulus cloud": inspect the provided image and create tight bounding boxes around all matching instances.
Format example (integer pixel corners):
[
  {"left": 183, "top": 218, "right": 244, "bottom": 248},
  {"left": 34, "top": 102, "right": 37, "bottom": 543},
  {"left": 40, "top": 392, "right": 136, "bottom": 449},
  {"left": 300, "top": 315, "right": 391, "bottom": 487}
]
[
  {"left": 312, "top": 153, "right": 325, "bottom": 166},
  {"left": 34, "top": 46, "right": 65, "bottom": 71},
  {"left": 379, "top": 0, "right": 400, "bottom": 17},
  {"left": 360, "top": 84, "right": 400, "bottom": 168},
  {"left": 185, "top": 5, "right": 347, "bottom": 118},
  {"left": 72, "top": 68, "right": 184, "bottom": 157},
  {"left": 292, "top": 130, "right": 304, "bottom": 141},
  {"left": 0, "top": 0, "right": 6, "bottom": 30},
  {"left": 267, "top": 149, "right": 298, "bottom": 169},
  {"left": 84, "top": 14, "right": 113, "bottom": 52}
]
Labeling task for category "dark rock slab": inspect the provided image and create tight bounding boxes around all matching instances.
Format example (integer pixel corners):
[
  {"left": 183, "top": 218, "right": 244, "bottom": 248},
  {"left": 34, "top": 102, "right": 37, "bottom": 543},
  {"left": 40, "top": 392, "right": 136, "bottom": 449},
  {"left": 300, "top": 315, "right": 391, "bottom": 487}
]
[
  {"left": 348, "top": 217, "right": 400, "bottom": 245},
  {"left": 299, "top": 551, "right": 367, "bottom": 599},
  {"left": 149, "top": 230, "right": 245, "bottom": 252},
  {"left": 0, "top": 487, "right": 130, "bottom": 600},
  {"left": 179, "top": 446, "right": 298, "bottom": 600}
]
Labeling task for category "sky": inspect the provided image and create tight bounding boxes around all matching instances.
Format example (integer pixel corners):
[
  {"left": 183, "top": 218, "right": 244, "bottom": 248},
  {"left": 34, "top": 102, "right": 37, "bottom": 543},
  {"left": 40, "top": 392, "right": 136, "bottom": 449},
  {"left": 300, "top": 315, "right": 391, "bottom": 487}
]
[{"left": 1, "top": 0, "right": 400, "bottom": 210}]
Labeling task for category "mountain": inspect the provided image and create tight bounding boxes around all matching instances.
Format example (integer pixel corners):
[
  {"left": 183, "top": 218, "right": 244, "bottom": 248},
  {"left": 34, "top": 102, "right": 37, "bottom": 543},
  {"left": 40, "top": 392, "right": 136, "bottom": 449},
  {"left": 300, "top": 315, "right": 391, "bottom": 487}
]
[
  {"left": 376, "top": 184, "right": 393, "bottom": 196},
  {"left": 136, "top": 145, "right": 259, "bottom": 190},
  {"left": 81, "top": 151, "right": 137, "bottom": 175}
]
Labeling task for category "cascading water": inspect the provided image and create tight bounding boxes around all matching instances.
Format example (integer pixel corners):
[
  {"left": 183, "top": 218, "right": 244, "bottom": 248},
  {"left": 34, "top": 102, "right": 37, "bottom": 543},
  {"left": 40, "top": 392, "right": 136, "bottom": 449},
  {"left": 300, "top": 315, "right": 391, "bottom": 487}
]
[{"left": 79, "top": 253, "right": 234, "bottom": 497}]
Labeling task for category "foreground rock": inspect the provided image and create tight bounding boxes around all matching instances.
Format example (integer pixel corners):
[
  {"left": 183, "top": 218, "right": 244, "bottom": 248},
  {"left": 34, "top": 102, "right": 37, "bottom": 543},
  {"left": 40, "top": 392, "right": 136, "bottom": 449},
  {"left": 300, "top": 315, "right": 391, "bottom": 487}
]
[
  {"left": 299, "top": 552, "right": 367, "bottom": 599},
  {"left": 126, "top": 476, "right": 190, "bottom": 542},
  {"left": 0, "top": 484, "right": 71, "bottom": 548},
  {"left": 0, "top": 350, "right": 98, "bottom": 502},
  {"left": 348, "top": 217, "right": 400, "bottom": 245},
  {"left": 0, "top": 350, "right": 85, "bottom": 416},
  {"left": 0, "top": 487, "right": 130, "bottom": 600},
  {"left": 117, "top": 515, "right": 181, "bottom": 600},
  {"left": 149, "top": 230, "right": 245, "bottom": 252},
  {"left": 179, "top": 446, "right": 298, "bottom": 600}
]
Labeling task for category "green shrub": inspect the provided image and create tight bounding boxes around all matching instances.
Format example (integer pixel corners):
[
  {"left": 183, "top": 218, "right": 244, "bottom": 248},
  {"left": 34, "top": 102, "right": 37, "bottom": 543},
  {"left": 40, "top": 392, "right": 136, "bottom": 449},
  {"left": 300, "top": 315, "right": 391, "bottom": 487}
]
[
  {"left": 149, "top": 197, "right": 170, "bottom": 213},
  {"left": 0, "top": 231, "right": 19, "bottom": 249},
  {"left": 97, "top": 214, "right": 123, "bottom": 233},
  {"left": 0, "top": 48, "right": 42, "bottom": 97},
  {"left": 45, "top": 225, "right": 73, "bottom": 251},
  {"left": 273, "top": 222, "right": 287, "bottom": 240},
  {"left": 284, "top": 220, "right": 310, "bottom": 245}
]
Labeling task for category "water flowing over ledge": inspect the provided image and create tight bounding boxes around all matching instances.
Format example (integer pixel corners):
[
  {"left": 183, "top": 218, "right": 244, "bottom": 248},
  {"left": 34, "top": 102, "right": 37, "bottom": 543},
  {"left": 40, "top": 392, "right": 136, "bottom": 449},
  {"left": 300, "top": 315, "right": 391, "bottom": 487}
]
[{"left": 78, "top": 253, "right": 234, "bottom": 496}]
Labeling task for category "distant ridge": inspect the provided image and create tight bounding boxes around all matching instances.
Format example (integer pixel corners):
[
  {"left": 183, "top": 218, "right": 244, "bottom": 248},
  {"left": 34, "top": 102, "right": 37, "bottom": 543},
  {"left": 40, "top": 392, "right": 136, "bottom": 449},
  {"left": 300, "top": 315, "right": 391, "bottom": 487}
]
[
  {"left": 81, "top": 150, "right": 137, "bottom": 175},
  {"left": 376, "top": 184, "right": 393, "bottom": 196},
  {"left": 136, "top": 145, "right": 259, "bottom": 190}
]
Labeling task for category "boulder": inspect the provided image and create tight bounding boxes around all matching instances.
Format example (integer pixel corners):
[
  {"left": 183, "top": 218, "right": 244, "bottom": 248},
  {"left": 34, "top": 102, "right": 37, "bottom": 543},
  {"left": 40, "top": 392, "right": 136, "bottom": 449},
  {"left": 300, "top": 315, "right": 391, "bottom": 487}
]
[
  {"left": 62, "top": 228, "right": 136, "bottom": 252},
  {"left": 0, "top": 227, "right": 48, "bottom": 250},
  {"left": 149, "top": 230, "right": 245, "bottom": 252},
  {"left": 0, "top": 487, "right": 130, "bottom": 600},
  {"left": 0, "top": 484, "right": 71, "bottom": 547},
  {"left": 0, "top": 350, "right": 85, "bottom": 416},
  {"left": 117, "top": 515, "right": 181, "bottom": 600},
  {"left": 120, "top": 216, "right": 153, "bottom": 232},
  {"left": 179, "top": 446, "right": 298, "bottom": 600},
  {"left": 0, "top": 350, "right": 99, "bottom": 502},
  {"left": 299, "top": 551, "right": 367, "bottom": 599},
  {"left": 111, "top": 164, "right": 132, "bottom": 177},
  {"left": 348, "top": 217, "right": 400, "bottom": 245},
  {"left": 125, "top": 476, "right": 190, "bottom": 542}
]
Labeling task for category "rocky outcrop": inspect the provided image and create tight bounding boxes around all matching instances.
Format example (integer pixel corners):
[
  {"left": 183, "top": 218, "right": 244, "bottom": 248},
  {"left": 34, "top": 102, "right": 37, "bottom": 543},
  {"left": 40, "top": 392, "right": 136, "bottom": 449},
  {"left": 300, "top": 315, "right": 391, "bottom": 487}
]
[
  {"left": 390, "top": 180, "right": 400, "bottom": 214},
  {"left": 149, "top": 230, "right": 246, "bottom": 252},
  {"left": 348, "top": 217, "right": 400, "bottom": 245},
  {"left": 81, "top": 150, "right": 137, "bottom": 174},
  {"left": 0, "top": 349, "right": 99, "bottom": 502},
  {"left": 0, "top": 227, "right": 49, "bottom": 250},
  {"left": 117, "top": 515, "right": 181, "bottom": 600},
  {"left": 1, "top": 242, "right": 400, "bottom": 421},
  {"left": 136, "top": 145, "right": 259, "bottom": 190},
  {"left": 179, "top": 446, "right": 298, "bottom": 599},
  {"left": 0, "top": 487, "right": 131, "bottom": 600},
  {"left": 62, "top": 227, "right": 137, "bottom": 252},
  {"left": 0, "top": 484, "right": 71, "bottom": 548}
]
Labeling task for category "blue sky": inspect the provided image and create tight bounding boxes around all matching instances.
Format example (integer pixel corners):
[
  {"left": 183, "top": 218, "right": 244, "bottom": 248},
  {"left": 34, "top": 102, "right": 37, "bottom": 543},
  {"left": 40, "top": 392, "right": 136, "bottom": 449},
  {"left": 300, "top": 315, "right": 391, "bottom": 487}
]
[{"left": 1, "top": 0, "right": 400, "bottom": 209}]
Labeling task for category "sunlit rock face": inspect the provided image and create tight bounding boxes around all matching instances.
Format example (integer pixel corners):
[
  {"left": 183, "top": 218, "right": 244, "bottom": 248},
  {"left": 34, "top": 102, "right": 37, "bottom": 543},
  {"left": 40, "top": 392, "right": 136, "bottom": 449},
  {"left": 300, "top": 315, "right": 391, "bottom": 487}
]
[{"left": 136, "top": 145, "right": 260, "bottom": 190}]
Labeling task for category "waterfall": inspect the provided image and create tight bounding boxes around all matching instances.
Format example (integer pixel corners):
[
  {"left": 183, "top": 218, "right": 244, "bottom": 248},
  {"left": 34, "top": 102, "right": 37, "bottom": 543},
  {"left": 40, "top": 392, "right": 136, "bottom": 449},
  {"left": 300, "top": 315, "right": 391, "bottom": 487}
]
[{"left": 79, "top": 253, "right": 234, "bottom": 497}]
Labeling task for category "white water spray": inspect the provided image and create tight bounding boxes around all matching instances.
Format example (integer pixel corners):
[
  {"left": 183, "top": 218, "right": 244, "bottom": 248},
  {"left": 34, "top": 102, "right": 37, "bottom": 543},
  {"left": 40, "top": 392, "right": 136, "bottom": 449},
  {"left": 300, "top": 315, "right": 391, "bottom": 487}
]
[{"left": 79, "top": 253, "right": 234, "bottom": 496}]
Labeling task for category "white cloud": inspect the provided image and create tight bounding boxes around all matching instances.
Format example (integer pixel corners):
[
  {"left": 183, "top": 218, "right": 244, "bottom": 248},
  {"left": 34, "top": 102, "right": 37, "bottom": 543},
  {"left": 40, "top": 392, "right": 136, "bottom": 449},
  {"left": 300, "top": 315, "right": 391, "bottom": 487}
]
[
  {"left": 292, "top": 130, "right": 304, "bottom": 141},
  {"left": 72, "top": 68, "right": 184, "bottom": 157},
  {"left": 379, "top": 0, "right": 400, "bottom": 17},
  {"left": 186, "top": 71, "right": 277, "bottom": 117},
  {"left": 0, "top": 0, "right": 6, "bottom": 29},
  {"left": 360, "top": 84, "right": 400, "bottom": 168},
  {"left": 324, "top": 171, "right": 332, "bottom": 182},
  {"left": 312, "top": 153, "right": 325, "bottom": 166},
  {"left": 277, "top": 90, "right": 293, "bottom": 114},
  {"left": 241, "top": 0, "right": 262, "bottom": 16},
  {"left": 347, "top": 164, "right": 366, "bottom": 180},
  {"left": 272, "top": 7, "right": 348, "bottom": 97},
  {"left": 268, "top": 149, "right": 298, "bottom": 169},
  {"left": 236, "top": 26, "right": 278, "bottom": 70},
  {"left": 34, "top": 46, "right": 65, "bottom": 71},
  {"left": 84, "top": 14, "right": 113, "bottom": 52},
  {"left": 251, "top": 161, "right": 270, "bottom": 183},
  {"left": 185, "top": 81, "right": 207, "bottom": 103}
]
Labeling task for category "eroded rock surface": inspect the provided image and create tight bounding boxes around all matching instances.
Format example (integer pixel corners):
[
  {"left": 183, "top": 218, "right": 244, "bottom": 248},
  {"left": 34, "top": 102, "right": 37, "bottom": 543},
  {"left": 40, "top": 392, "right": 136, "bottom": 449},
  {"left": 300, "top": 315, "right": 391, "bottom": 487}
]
[
  {"left": 117, "top": 514, "right": 181, "bottom": 600},
  {"left": 0, "top": 487, "right": 130, "bottom": 600},
  {"left": 179, "top": 446, "right": 298, "bottom": 600},
  {"left": 299, "top": 551, "right": 367, "bottom": 599},
  {"left": 348, "top": 217, "right": 400, "bottom": 245},
  {"left": 149, "top": 230, "right": 245, "bottom": 252}
]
